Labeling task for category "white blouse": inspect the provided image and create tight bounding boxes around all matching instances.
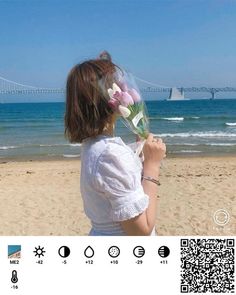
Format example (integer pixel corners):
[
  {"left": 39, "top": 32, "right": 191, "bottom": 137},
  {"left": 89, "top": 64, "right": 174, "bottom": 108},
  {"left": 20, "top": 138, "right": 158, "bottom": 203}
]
[{"left": 80, "top": 134, "right": 156, "bottom": 236}]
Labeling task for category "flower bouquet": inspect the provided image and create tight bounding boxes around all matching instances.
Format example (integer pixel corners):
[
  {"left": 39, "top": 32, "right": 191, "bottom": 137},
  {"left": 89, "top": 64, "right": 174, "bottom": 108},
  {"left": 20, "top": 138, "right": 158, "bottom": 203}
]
[
  {"left": 106, "top": 69, "right": 149, "bottom": 157},
  {"left": 108, "top": 69, "right": 148, "bottom": 134}
]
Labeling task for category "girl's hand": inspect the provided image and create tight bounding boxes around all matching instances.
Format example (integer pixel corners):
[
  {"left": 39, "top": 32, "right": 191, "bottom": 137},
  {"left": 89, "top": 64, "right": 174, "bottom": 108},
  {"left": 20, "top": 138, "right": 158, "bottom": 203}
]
[{"left": 143, "top": 133, "right": 166, "bottom": 168}]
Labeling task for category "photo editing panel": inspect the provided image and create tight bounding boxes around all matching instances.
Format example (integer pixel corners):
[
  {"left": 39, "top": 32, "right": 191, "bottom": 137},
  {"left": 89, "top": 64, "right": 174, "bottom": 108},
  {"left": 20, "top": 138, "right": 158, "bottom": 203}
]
[{"left": 0, "top": 237, "right": 235, "bottom": 294}]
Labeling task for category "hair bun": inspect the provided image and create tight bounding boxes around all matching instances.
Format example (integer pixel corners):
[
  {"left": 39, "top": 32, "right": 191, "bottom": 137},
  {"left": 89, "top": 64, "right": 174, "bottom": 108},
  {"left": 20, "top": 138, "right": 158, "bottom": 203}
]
[{"left": 98, "top": 51, "right": 112, "bottom": 61}]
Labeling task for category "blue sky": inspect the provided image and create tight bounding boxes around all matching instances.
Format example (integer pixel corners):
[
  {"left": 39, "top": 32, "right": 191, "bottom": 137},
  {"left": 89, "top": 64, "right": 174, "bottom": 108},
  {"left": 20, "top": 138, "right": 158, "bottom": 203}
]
[{"left": 0, "top": 0, "right": 236, "bottom": 101}]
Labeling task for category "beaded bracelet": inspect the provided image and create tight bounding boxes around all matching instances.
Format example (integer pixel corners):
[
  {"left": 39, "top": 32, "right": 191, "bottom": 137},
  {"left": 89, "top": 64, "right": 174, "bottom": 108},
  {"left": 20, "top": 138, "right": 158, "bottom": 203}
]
[{"left": 141, "top": 175, "right": 161, "bottom": 186}]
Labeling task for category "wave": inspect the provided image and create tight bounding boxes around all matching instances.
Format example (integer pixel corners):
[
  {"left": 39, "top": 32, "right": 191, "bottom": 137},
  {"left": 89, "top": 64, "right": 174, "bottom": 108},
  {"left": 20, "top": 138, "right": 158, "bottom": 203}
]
[
  {"left": 168, "top": 143, "right": 236, "bottom": 146},
  {"left": 0, "top": 124, "right": 61, "bottom": 130},
  {"left": 1, "top": 118, "right": 58, "bottom": 123},
  {"left": 194, "top": 115, "right": 236, "bottom": 120},
  {"left": 225, "top": 122, "right": 236, "bottom": 126},
  {"left": 39, "top": 143, "right": 81, "bottom": 147},
  {"left": 162, "top": 117, "right": 184, "bottom": 121},
  {"left": 208, "top": 143, "right": 236, "bottom": 146},
  {"left": 0, "top": 143, "right": 82, "bottom": 150},
  {"left": 70, "top": 143, "right": 82, "bottom": 147},
  {"left": 39, "top": 144, "right": 65, "bottom": 147},
  {"left": 154, "top": 131, "right": 236, "bottom": 138},
  {"left": 39, "top": 144, "right": 66, "bottom": 147},
  {"left": 63, "top": 154, "right": 80, "bottom": 158},
  {"left": 171, "top": 150, "right": 202, "bottom": 153},
  {"left": 0, "top": 145, "right": 18, "bottom": 150},
  {"left": 149, "top": 115, "right": 236, "bottom": 121},
  {"left": 167, "top": 143, "right": 199, "bottom": 146},
  {"left": 181, "top": 116, "right": 200, "bottom": 120},
  {"left": 169, "top": 150, "right": 203, "bottom": 154},
  {"left": 149, "top": 116, "right": 200, "bottom": 121}
]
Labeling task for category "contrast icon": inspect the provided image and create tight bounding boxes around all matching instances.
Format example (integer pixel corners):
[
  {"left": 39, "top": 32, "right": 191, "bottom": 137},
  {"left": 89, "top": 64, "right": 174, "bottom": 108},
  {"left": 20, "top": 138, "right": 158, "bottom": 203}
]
[
  {"left": 33, "top": 246, "right": 46, "bottom": 258},
  {"left": 158, "top": 246, "right": 170, "bottom": 258},
  {"left": 11, "top": 270, "right": 18, "bottom": 284},
  {"left": 58, "top": 246, "right": 70, "bottom": 258},
  {"left": 84, "top": 246, "right": 94, "bottom": 258},
  {"left": 133, "top": 246, "right": 145, "bottom": 258},
  {"left": 8, "top": 245, "right": 21, "bottom": 259},
  {"left": 108, "top": 246, "right": 120, "bottom": 258}
]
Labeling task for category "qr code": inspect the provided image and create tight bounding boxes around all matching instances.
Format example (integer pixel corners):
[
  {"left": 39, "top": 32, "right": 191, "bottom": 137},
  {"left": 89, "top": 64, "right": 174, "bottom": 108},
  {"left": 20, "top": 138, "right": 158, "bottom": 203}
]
[{"left": 181, "top": 239, "right": 235, "bottom": 293}]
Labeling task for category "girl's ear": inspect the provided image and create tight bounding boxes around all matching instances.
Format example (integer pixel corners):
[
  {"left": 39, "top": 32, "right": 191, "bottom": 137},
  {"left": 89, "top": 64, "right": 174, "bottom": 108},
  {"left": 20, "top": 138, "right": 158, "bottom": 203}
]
[{"left": 98, "top": 51, "right": 112, "bottom": 62}]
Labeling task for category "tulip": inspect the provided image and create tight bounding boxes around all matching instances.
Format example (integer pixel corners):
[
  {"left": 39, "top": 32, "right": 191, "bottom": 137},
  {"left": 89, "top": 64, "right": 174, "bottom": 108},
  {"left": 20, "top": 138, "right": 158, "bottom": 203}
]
[
  {"left": 112, "top": 91, "right": 133, "bottom": 107},
  {"left": 128, "top": 88, "right": 141, "bottom": 102},
  {"left": 112, "top": 83, "right": 121, "bottom": 93},
  {"left": 108, "top": 98, "right": 119, "bottom": 110},
  {"left": 113, "top": 91, "right": 122, "bottom": 100},
  {"left": 119, "top": 92, "right": 134, "bottom": 107},
  {"left": 107, "top": 88, "right": 114, "bottom": 99},
  {"left": 117, "top": 81, "right": 128, "bottom": 92},
  {"left": 107, "top": 83, "right": 121, "bottom": 99},
  {"left": 118, "top": 105, "right": 131, "bottom": 118}
]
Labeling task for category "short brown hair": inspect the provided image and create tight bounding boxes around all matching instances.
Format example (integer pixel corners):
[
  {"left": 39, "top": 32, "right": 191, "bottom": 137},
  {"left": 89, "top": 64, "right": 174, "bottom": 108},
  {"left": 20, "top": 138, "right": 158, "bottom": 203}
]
[{"left": 64, "top": 54, "right": 118, "bottom": 143}]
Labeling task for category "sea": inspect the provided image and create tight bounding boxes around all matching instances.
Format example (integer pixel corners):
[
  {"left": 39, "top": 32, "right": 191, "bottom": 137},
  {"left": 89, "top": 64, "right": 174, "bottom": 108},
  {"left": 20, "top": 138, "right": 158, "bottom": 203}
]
[{"left": 0, "top": 99, "right": 236, "bottom": 160}]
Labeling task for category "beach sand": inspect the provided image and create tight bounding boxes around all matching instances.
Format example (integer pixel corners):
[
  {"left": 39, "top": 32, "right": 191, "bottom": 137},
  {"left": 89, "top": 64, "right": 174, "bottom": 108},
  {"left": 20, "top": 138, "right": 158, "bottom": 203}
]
[{"left": 0, "top": 156, "right": 235, "bottom": 235}]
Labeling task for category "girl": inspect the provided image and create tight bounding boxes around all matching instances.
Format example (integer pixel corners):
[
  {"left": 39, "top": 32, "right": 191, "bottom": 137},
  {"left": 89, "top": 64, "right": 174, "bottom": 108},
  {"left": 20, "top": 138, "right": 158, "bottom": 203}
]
[{"left": 64, "top": 52, "right": 166, "bottom": 236}]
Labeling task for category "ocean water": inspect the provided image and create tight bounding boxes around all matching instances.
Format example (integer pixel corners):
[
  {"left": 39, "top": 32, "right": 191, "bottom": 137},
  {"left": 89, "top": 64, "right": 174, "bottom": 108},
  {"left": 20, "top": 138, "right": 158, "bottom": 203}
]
[{"left": 0, "top": 99, "right": 236, "bottom": 159}]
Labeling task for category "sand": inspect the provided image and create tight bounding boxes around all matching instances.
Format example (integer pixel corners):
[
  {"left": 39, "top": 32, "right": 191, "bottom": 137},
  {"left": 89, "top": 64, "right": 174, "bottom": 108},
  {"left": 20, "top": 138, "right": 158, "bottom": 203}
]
[{"left": 0, "top": 156, "right": 235, "bottom": 235}]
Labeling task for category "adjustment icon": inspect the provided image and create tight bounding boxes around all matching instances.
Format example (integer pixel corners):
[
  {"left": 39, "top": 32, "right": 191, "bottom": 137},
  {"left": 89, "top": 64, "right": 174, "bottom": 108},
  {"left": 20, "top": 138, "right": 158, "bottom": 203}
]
[
  {"left": 158, "top": 246, "right": 170, "bottom": 258},
  {"left": 108, "top": 246, "right": 120, "bottom": 258},
  {"left": 133, "top": 246, "right": 145, "bottom": 258},
  {"left": 58, "top": 246, "right": 70, "bottom": 258},
  {"left": 84, "top": 246, "right": 94, "bottom": 258},
  {"left": 33, "top": 246, "right": 46, "bottom": 258},
  {"left": 11, "top": 270, "right": 18, "bottom": 284}
]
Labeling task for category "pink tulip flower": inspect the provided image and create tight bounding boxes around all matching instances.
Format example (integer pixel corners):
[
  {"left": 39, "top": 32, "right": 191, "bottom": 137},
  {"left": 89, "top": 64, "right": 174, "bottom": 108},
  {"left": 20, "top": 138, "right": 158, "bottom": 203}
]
[
  {"left": 119, "top": 92, "right": 134, "bottom": 107},
  {"left": 117, "top": 81, "right": 128, "bottom": 92},
  {"left": 108, "top": 98, "right": 120, "bottom": 110},
  {"left": 128, "top": 88, "right": 141, "bottom": 102}
]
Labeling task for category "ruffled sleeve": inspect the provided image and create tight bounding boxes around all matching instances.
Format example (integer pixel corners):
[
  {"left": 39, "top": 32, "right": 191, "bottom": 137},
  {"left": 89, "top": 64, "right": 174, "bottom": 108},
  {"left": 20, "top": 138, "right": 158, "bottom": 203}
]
[{"left": 93, "top": 141, "right": 149, "bottom": 222}]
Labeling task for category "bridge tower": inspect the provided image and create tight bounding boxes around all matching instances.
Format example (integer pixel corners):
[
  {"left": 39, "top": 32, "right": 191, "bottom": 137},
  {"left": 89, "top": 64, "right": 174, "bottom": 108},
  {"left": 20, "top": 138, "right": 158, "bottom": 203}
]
[{"left": 210, "top": 89, "right": 216, "bottom": 99}]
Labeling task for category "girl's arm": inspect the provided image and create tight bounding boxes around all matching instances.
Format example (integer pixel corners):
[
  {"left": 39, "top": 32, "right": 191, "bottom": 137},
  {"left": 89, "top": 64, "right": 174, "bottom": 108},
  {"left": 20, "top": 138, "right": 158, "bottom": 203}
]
[{"left": 120, "top": 134, "right": 165, "bottom": 235}]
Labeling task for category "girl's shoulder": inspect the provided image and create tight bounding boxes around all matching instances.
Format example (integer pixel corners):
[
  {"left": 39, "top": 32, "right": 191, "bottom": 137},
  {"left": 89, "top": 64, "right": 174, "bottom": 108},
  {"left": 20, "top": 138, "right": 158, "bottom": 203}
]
[
  {"left": 82, "top": 135, "right": 142, "bottom": 172},
  {"left": 82, "top": 135, "right": 143, "bottom": 174},
  {"left": 95, "top": 137, "right": 142, "bottom": 172},
  {"left": 103, "top": 136, "right": 133, "bottom": 154},
  {"left": 82, "top": 135, "right": 133, "bottom": 158}
]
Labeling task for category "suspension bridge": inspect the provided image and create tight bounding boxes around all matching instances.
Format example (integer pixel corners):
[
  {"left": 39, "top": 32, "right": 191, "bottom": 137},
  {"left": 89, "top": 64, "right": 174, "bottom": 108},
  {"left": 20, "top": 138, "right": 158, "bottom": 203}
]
[
  {"left": 0, "top": 76, "right": 64, "bottom": 95},
  {"left": 141, "top": 86, "right": 236, "bottom": 99},
  {"left": 134, "top": 77, "right": 236, "bottom": 99},
  {"left": 1, "top": 75, "right": 236, "bottom": 99}
]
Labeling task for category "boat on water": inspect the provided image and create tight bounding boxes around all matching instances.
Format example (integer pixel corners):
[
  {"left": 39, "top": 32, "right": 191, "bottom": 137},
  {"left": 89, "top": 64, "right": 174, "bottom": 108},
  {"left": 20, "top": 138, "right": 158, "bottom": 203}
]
[{"left": 167, "top": 87, "right": 189, "bottom": 101}]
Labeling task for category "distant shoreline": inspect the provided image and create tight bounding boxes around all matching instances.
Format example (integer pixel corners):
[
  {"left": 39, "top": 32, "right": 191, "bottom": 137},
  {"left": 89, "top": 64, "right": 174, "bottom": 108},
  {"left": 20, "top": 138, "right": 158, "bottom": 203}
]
[{"left": 1, "top": 98, "right": 236, "bottom": 104}]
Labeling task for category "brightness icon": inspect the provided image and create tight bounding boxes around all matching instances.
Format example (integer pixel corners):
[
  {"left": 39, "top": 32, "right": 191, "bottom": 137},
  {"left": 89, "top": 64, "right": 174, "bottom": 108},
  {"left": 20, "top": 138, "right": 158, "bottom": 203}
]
[{"left": 33, "top": 246, "right": 46, "bottom": 258}]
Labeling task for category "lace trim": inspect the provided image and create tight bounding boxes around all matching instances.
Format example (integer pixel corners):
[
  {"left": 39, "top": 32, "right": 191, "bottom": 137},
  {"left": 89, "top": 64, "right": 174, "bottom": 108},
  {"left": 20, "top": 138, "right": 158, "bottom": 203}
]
[{"left": 111, "top": 194, "right": 149, "bottom": 222}]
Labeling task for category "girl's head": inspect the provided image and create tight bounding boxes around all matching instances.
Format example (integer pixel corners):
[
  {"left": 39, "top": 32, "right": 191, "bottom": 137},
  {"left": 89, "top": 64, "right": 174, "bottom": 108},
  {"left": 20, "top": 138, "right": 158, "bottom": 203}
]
[{"left": 64, "top": 51, "right": 119, "bottom": 143}]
